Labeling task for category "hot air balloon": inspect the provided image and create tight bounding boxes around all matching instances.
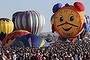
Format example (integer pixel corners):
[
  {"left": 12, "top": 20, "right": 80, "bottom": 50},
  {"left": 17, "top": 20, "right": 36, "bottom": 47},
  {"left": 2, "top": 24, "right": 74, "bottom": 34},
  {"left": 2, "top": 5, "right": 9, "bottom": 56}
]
[
  {"left": 0, "top": 18, "right": 14, "bottom": 41},
  {"left": 2, "top": 30, "right": 30, "bottom": 47},
  {"left": 11, "top": 34, "right": 49, "bottom": 48},
  {"left": 12, "top": 10, "right": 45, "bottom": 34},
  {"left": 51, "top": 2, "right": 86, "bottom": 42},
  {"left": 12, "top": 11, "right": 23, "bottom": 29}
]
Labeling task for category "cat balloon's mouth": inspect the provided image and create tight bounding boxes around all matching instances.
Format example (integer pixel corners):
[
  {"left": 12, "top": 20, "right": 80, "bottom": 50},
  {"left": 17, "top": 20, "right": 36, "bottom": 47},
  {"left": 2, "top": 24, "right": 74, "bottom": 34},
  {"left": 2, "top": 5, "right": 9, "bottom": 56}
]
[{"left": 62, "top": 27, "right": 72, "bottom": 31}]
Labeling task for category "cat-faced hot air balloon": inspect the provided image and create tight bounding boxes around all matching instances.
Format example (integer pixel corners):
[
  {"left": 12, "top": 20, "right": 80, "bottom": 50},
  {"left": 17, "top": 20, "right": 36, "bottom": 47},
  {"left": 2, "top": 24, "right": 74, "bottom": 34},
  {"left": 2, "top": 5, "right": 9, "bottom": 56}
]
[
  {"left": 0, "top": 18, "right": 14, "bottom": 41},
  {"left": 12, "top": 10, "right": 45, "bottom": 34},
  {"left": 51, "top": 2, "right": 86, "bottom": 42}
]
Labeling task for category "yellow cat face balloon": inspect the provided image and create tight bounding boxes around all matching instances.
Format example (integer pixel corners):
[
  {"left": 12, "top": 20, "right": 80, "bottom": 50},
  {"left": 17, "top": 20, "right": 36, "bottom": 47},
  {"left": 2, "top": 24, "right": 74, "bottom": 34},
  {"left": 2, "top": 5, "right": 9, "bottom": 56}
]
[{"left": 52, "top": 2, "right": 85, "bottom": 38}]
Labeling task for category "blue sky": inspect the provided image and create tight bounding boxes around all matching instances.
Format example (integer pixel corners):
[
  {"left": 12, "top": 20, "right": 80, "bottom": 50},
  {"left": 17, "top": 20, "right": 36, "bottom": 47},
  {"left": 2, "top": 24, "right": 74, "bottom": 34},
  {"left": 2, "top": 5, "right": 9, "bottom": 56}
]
[{"left": 0, "top": 0, "right": 89, "bottom": 33}]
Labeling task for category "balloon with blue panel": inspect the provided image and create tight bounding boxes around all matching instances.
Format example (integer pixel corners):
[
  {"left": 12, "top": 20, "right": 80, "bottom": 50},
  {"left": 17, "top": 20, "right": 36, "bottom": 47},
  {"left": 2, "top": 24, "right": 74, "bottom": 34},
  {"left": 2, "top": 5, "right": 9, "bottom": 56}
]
[
  {"left": 11, "top": 34, "right": 49, "bottom": 48},
  {"left": 78, "top": 15, "right": 89, "bottom": 40},
  {"left": 77, "top": 15, "right": 90, "bottom": 40},
  {"left": 2, "top": 30, "right": 30, "bottom": 47}
]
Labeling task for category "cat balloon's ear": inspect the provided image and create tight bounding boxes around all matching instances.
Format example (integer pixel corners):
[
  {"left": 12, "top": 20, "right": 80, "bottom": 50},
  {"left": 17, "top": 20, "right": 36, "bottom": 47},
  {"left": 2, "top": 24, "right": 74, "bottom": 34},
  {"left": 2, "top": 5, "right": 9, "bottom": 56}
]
[
  {"left": 74, "top": 2, "right": 85, "bottom": 11},
  {"left": 65, "top": 3, "right": 69, "bottom": 6},
  {"left": 52, "top": 3, "right": 62, "bottom": 13}
]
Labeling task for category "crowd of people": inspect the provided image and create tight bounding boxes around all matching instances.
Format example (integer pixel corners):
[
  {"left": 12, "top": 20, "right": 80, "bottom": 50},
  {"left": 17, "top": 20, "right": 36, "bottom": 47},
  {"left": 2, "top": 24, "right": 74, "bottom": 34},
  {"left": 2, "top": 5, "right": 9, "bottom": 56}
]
[
  {"left": 0, "top": 40, "right": 90, "bottom": 60},
  {"left": 0, "top": 33, "right": 90, "bottom": 60}
]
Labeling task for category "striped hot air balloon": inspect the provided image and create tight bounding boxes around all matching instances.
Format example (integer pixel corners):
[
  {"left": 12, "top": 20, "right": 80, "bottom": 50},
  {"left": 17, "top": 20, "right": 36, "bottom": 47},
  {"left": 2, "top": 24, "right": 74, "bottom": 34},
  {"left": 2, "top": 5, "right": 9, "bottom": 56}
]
[
  {"left": 12, "top": 11, "right": 23, "bottom": 29},
  {"left": 12, "top": 10, "right": 45, "bottom": 34}
]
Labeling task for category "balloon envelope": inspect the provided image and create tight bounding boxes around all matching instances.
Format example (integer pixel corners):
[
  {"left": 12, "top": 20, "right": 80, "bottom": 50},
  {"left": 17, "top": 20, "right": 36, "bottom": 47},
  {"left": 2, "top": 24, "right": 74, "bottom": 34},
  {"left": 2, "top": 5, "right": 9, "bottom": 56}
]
[
  {"left": 11, "top": 34, "right": 49, "bottom": 48},
  {"left": 51, "top": 2, "right": 85, "bottom": 41},
  {"left": 0, "top": 18, "right": 14, "bottom": 34},
  {"left": 12, "top": 10, "right": 45, "bottom": 34},
  {"left": 2, "top": 30, "right": 30, "bottom": 47},
  {"left": 0, "top": 18, "right": 14, "bottom": 41}
]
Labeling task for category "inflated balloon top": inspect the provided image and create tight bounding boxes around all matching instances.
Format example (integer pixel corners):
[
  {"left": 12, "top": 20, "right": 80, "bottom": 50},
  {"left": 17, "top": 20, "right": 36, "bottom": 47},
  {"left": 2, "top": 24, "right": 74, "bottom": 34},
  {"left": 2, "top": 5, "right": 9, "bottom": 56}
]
[
  {"left": 12, "top": 10, "right": 45, "bottom": 34},
  {"left": 2, "top": 30, "right": 30, "bottom": 47},
  {"left": 0, "top": 18, "right": 14, "bottom": 41},
  {"left": 0, "top": 18, "right": 14, "bottom": 34},
  {"left": 51, "top": 2, "right": 85, "bottom": 41},
  {"left": 52, "top": 2, "right": 84, "bottom": 13}
]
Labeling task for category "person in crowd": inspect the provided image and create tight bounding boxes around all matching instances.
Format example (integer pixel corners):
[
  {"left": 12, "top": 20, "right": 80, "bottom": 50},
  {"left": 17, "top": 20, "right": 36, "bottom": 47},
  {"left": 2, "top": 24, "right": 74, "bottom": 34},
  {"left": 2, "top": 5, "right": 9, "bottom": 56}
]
[
  {"left": 30, "top": 53, "right": 38, "bottom": 60},
  {"left": 2, "top": 52, "right": 8, "bottom": 60},
  {"left": 12, "top": 52, "right": 17, "bottom": 60},
  {"left": 37, "top": 52, "right": 43, "bottom": 60},
  {"left": 42, "top": 52, "right": 49, "bottom": 60},
  {"left": 6, "top": 50, "right": 11, "bottom": 60},
  {"left": 0, "top": 51, "right": 3, "bottom": 60},
  {"left": 52, "top": 54, "right": 59, "bottom": 60}
]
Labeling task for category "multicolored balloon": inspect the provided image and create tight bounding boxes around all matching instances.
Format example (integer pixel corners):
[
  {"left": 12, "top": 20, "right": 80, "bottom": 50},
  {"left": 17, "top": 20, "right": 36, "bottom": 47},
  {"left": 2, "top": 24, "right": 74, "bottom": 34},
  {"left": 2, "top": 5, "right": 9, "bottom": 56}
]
[
  {"left": 12, "top": 10, "right": 45, "bottom": 34},
  {"left": 51, "top": 2, "right": 85, "bottom": 41},
  {"left": 2, "top": 30, "right": 30, "bottom": 47},
  {"left": 0, "top": 18, "right": 14, "bottom": 41},
  {"left": 2, "top": 33, "right": 49, "bottom": 48},
  {"left": 11, "top": 34, "right": 49, "bottom": 48}
]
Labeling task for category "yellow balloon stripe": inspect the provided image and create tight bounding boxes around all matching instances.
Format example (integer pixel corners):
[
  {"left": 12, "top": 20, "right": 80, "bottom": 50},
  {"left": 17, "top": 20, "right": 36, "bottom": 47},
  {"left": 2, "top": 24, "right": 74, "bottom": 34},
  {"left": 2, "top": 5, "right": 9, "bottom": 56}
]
[
  {"left": 4, "top": 39, "right": 15, "bottom": 47},
  {"left": 39, "top": 39, "right": 45, "bottom": 48},
  {"left": 8, "top": 21, "right": 14, "bottom": 34},
  {"left": 14, "top": 30, "right": 29, "bottom": 33}
]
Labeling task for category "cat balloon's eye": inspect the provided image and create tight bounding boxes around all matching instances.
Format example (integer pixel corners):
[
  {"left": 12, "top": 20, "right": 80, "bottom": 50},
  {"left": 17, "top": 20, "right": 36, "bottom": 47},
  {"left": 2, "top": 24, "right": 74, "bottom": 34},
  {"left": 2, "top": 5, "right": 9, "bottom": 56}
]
[
  {"left": 59, "top": 16, "right": 63, "bottom": 22},
  {"left": 69, "top": 15, "right": 74, "bottom": 21}
]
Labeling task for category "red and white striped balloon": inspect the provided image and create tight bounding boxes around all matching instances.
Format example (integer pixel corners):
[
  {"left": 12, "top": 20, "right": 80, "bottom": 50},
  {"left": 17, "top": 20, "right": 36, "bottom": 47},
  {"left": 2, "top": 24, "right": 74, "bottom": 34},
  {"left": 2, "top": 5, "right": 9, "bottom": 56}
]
[{"left": 12, "top": 10, "right": 45, "bottom": 34}]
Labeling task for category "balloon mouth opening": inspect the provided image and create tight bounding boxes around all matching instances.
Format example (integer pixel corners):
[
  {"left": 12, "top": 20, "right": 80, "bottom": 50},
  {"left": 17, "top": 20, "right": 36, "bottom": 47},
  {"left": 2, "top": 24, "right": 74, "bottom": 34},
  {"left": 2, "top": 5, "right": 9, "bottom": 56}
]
[{"left": 62, "top": 27, "right": 72, "bottom": 31}]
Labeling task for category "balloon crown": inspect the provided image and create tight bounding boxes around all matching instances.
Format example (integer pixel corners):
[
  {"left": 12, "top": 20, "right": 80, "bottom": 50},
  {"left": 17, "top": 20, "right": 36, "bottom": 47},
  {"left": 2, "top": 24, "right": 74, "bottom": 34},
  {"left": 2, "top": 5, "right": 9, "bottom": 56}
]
[
  {"left": 0, "top": 18, "right": 10, "bottom": 22},
  {"left": 52, "top": 2, "right": 85, "bottom": 13}
]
